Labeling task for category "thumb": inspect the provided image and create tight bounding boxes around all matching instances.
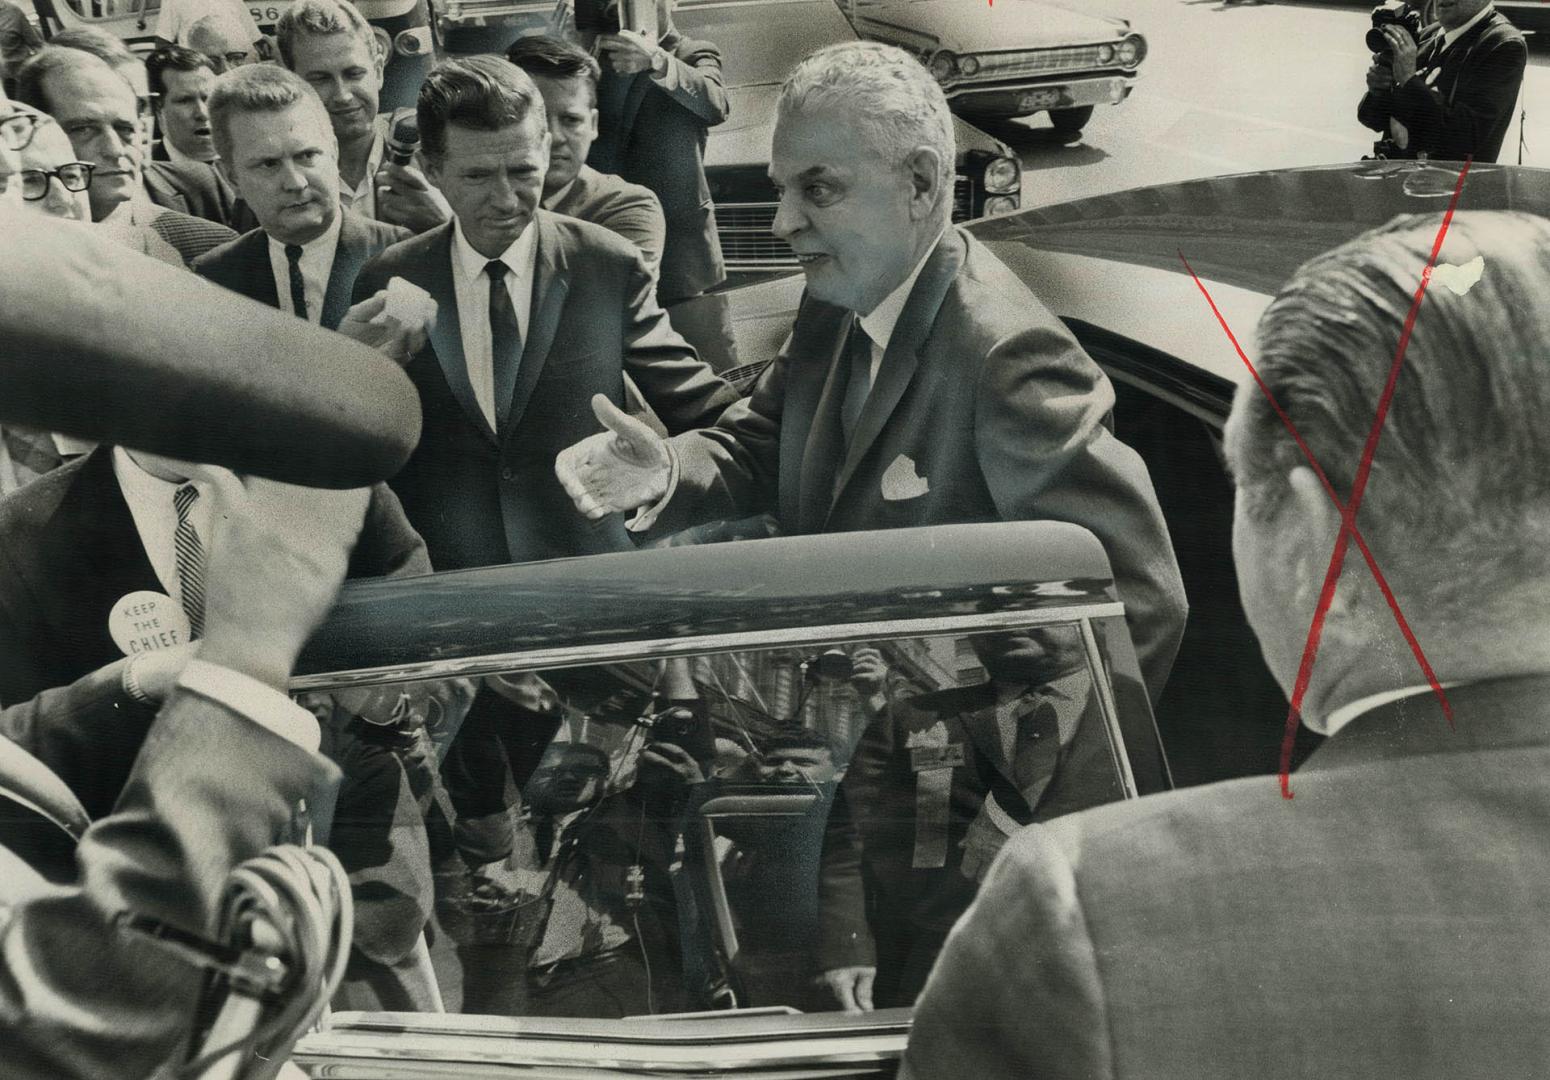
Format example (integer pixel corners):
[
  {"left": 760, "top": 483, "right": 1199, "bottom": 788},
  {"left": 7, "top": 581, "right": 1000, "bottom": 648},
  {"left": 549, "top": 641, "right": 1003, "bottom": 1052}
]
[
  {"left": 590, "top": 393, "right": 659, "bottom": 450},
  {"left": 856, "top": 968, "right": 876, "bottom": 1012}
]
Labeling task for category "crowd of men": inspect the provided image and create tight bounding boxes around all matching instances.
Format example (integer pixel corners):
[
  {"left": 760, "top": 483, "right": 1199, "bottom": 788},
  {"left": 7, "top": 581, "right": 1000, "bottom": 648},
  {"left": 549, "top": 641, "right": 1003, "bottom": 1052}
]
[{"left": 0, "top": 0, "right": 1547, "bottom": 1074}]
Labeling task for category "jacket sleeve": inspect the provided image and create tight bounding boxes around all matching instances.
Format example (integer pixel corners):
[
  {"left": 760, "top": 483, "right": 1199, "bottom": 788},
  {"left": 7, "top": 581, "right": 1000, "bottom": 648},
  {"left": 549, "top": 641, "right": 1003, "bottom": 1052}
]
[
  {"left": 602, "top": 187, "right": 668, "bottom": 280},
  {"left": 973, "top": 321, "right": 1188, "bottom": 705},
  {"left": 901, "top": 825, "right": 1114, "bottom": 1080},
  {"left": 1391, "top": 32, "right": 1527, "bottom": 160},
  {"left": 0, "top": 686, "right": 340, "bottom": 1080},
  {"left": 349, "top": 482, "right": 433, "bottom": 580},
  {"left": 813, "top": 781, "right": 877, "bottom": 971},
  {"left": 648, "top": 35, "right": 730, "bottom": 128},
  {"left": 1358, "top": 83, "right": 1395, "bottom": 135}
]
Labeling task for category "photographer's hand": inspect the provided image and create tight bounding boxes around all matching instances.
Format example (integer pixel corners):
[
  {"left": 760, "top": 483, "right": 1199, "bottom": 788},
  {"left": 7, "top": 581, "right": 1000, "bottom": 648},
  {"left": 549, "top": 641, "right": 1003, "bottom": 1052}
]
[
  {"left": 1366, "top": 59, "right": 1395, "bottom": 92},
  {"left": 1384, "top": 26, "right": 1419, "bottom": 85}
]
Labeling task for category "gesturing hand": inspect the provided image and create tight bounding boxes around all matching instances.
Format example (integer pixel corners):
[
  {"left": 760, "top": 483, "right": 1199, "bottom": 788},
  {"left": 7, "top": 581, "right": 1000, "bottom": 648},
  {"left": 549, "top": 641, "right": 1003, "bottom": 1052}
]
[
  {"left": 818, "top": 966, "right": 877, "bottom": 1014},
  {"left": 338, "top": 289, "right": 434, "bottom": 366},
  {"left": 554, "top": 394, "right": 673, "bottom": 520}
]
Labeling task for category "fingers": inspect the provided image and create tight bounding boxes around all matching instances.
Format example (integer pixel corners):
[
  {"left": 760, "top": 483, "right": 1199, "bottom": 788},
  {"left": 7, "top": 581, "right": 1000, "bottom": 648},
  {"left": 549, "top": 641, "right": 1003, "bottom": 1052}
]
[
  {"left": 591, "top": 393, "right": 667, "bottom": 460},
  {"left": 827, "top": 972, "right": 861, "bottom": 1013},
  {"left": 554, "top": 436, "right": 613, "bottom": 520},
  {"left": 348, "top": 290, "right": 389, "bottom": 321},
  {"left": 854, "top": 968, "right": 876, "bottom": 1012}
]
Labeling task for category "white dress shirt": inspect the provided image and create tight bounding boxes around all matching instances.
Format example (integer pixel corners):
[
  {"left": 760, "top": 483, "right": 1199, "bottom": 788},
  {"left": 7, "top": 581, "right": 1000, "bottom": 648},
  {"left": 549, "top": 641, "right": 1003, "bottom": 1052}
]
[
  {"left": 162, "top": 139, "right": 215, "bottom": 168},
  {"left": 449, "top": 216, "right": 539, "bottom": 430},
  {"left": 1316, "top": 680, "right": 1467, "bottom": 737},
  {"left": 338, "top": 117, "right": 387, "bottom": 221},
  {"left": 112, "top": 447, "right": 215, "bottom": 617},
  {"left": 266, "top": 212, "right": 342, "bottom": 324},
  {"left": 855, "top": 227, "right": 948, "bottom": 383}
]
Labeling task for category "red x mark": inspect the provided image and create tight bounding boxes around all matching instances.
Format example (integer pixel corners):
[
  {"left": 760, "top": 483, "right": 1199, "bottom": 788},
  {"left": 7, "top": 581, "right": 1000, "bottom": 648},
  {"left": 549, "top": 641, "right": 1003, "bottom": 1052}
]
[{"left": 1180, "top": 159, "right": 1471, "bottom": 797}]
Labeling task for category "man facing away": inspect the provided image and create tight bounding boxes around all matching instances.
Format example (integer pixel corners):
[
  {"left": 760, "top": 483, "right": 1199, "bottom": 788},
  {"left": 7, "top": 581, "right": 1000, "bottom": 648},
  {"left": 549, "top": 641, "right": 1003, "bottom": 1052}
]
[
  {"left": 904, "top": 210, "right": 1550, "bottom": 1079},
  {"left": 557, "top": 41, "right": 1187, "bottom": 706}
]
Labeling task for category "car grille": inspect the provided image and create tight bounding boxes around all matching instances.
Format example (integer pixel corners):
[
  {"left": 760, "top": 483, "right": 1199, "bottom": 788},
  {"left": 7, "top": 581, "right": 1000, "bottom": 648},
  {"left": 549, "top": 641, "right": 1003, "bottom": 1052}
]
[
  {"left": 967, "top": 45, "right": 1111, "bottom": 81},
  {"left": 720, "top": 178, "right": 975, "bottom": 272}
]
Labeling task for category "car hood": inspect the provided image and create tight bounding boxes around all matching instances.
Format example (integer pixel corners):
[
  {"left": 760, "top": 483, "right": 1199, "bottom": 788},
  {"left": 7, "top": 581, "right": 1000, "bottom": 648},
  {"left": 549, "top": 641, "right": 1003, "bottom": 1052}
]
[{"left": 850, "top": 0, "right": 1126, "bottom": 52}]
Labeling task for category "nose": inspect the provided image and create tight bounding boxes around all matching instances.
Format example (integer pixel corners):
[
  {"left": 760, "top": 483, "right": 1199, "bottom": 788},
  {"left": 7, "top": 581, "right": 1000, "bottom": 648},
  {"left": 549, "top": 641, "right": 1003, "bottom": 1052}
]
[
  {"left": 772, "top": 189, "right": 806, "bottom": 243},
  {"left": 278, "top": 158, "right": 307, "bottom": 191},
  {"left": 42, "top": 173, "right": 73, "bottom": 217},
  {"left": 192, "top": 98, "right": 210, "bottom": 125}
]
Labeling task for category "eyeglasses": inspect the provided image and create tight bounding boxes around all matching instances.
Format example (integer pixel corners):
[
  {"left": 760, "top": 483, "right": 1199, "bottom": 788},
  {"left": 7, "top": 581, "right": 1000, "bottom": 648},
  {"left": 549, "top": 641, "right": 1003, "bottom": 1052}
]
[
  {"left": 21, "top": 162, "right": 95, "bottom": 201},
  {"left": 0, "top": 111, "right": 38, "bottom": 152}
]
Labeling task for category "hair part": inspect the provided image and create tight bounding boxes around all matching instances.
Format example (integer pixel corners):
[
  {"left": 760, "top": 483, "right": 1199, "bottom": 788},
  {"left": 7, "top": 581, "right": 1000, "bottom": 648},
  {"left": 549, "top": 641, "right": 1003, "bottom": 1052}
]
[
  {"left": 207, "top": 63, "right": 332, "bottom": 165},
  {"left": 275, "top": 0, "right": 376, "bottom": 70},
  {"left": 145, "top": 45, "right": 215, "bottom": 102},
  {"left": 777, "top": 40, "right": 955, "bottom": 215},
  {"left": 505, "top": 34, "right": 601, "bottom": 104},
  {"left": 1226, "top": 210, "right": 1550, "bottom": 621},
  {"left": 417, "top": 55, "right": 542, "bottom": 160}
]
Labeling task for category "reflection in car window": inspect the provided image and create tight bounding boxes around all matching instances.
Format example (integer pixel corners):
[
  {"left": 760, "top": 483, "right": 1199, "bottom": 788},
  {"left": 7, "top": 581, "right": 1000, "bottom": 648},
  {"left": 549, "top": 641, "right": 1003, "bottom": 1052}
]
[{"left": 322, "top": 625, "right": 1130, "bottom": 1019}]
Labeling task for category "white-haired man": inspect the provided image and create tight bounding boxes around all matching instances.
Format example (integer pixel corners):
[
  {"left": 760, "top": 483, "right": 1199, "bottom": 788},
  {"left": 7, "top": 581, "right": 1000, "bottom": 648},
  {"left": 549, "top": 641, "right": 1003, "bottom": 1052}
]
[
  {"left": 558, "top": 42, "right": 1186, "bottom": 718},
  {"left": 903, "top": 210, "right": 1550, "bottom": 1078}
]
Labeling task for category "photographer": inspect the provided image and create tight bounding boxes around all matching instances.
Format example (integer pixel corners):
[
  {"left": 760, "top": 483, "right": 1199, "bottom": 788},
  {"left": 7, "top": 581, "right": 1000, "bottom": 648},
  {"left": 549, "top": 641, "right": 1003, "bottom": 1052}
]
[{"left": 1358, "top": 0, "right": 1526, "bottom": 163}]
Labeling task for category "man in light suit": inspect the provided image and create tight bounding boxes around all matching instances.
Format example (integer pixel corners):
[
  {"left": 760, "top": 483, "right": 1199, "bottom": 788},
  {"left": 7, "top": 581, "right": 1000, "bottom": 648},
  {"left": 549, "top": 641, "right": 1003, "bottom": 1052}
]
[
  {"left": 557, "top": 41, "right": 1187, "bottom": 706},
  {"left": 507, "top": 34, "right": 665, "bottom": 278},
  {"left": 903, "top": 210, "right": 1550, "bottom": 1079},
  {"left": 0, "top": 461, "right": 358, "bottom": 1078},
  {"left": 193, "top": 64, "right": 408, "bottom": 330},
  {"left": 354, "top": 54, "right": 738, "bottom": 572}
]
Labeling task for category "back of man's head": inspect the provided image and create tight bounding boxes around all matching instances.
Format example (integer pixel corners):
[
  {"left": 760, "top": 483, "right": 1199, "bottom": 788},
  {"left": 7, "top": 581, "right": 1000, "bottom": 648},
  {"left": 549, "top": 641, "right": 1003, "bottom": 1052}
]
[
  {"left": 417, "top": 54, "right": 541, "bottom": 160},
  {"left": 505, "top": 34, "right": 601, "bottom": 100},
  {"left": 275, "top": 0, "right": 375, "bottom": 70},
  {"left": 777, "top": 40, "right": 955, "bottom": 215},
  {"left": 1227, "top": 210, "right": 1550, "bottom": 637},
  {"left": 208, "top": 62, "right": 329, "bottom": 165}
]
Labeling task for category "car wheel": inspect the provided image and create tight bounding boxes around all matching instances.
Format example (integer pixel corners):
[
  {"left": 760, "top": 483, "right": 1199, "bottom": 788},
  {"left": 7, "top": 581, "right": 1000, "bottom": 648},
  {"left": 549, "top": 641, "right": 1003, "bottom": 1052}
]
[{"left": 1049, "top": 106, "right": 1094, "bottom": 138}]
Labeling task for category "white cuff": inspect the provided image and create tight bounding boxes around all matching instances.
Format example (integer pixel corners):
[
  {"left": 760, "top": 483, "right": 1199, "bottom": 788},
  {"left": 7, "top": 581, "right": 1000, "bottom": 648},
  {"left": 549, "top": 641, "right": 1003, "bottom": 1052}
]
[
  {"left": 177, "top": 659, "right": 321, "bottom": 753},
  {"left": 982, "top": 791, "right": 1022, "bottom": 838},
  {"left": 626, "top": 443, "right": 681, "bottom": 533}
]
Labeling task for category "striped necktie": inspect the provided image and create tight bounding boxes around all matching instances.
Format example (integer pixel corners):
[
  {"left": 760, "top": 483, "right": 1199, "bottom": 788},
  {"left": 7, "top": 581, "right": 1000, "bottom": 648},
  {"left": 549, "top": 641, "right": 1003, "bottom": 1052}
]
[{"left": 173, "top": 483, "right": 206, "bottom": 640}]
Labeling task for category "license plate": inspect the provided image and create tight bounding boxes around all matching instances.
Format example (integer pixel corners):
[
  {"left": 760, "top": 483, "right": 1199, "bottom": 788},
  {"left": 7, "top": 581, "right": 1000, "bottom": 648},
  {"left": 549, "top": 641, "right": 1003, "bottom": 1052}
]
[{"left": 1018, "top": 89, "right": 1064, "bottom": 112}]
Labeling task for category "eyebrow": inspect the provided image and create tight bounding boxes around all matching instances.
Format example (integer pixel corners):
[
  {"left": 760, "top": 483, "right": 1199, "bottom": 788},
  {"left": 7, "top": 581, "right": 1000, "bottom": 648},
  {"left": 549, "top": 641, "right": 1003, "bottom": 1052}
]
[{"left": 768, "top": 164, "right": 839, "bottom": 184}]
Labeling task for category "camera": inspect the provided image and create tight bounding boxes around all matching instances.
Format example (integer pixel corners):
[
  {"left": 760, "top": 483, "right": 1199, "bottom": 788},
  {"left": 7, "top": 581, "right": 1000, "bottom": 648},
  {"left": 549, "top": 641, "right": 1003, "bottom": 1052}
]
[
  {"left": 1366, "top": 1, "right": 1423, "bottom": 57},
  {"left": 573, "top": 0, "right": 621, "bottom": 35}
]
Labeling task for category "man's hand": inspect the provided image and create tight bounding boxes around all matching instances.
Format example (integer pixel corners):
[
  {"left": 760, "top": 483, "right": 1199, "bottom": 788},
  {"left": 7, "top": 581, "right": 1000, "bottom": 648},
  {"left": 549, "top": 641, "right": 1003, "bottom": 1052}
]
[
  {"left": 374, "top": 160, "right": 453, "bottom": 234},
  {"left": 188, "top": 466, "right": 369, "bottom": 692},
  {"left": 959, "top": 802, "right": 1013, "bottom": 882},
  {"left": 848, "top": 647, "right": 888, "bottom": 696},
  {"left": 1383, "top": 26, "right": 1419, "bottom": 85},
  {"left": 123, "top": 643, "right": 195, "bottom": 704},
  {"left": 599, "top": 30, "right": 664, "bottom": 75},
  {"left": 555, "top": 394, "right": 673, "bottom": 521},
  {"left": 819, "top": 966, "right": 877, "bottom": 1014},
  {"left": 1366, "top": 59, "right": 1396, "bottom": 92},
  {"left": 338, "top": 289, "right": 434, "bottom": 366},
  {"left": 640, "top": 740, "right": 706, "bottom": 785}
]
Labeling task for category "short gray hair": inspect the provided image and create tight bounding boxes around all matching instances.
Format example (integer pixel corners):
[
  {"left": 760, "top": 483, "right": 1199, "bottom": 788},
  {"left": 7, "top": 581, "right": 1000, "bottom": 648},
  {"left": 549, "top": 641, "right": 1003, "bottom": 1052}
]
[
  {"left": 1227, "top": 210, "right": 1550, "bottom": 620},
  {"left": 208, "top": 63, "right": 332, "bottom": 165},
  {"left": 276, "top": 0, "right": 376, "bottom": 70},
  {"left": 778, "top": 41, "right": 954, "bottom": 212}
]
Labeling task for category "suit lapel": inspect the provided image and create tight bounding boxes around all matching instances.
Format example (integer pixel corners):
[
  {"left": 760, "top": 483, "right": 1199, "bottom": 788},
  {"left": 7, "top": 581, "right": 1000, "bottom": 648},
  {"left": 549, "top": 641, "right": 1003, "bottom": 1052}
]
[
  {"left": 232, "top": 229, "right": 279, "bottom": 309},
  {"left": 424, "top": 224, "right": 498, "bottom": 445},
  {"left": 500, "top": 213, "right": 569, "bottom": 440},
  {"left": 827, "top": 230, "right": 965, "bottom": 515},
  {"left": 794, "top": 309, "right": 857, "bottom": 533},
  {"left": 320, "top": 211, "right": 364, "bottom": 331}
]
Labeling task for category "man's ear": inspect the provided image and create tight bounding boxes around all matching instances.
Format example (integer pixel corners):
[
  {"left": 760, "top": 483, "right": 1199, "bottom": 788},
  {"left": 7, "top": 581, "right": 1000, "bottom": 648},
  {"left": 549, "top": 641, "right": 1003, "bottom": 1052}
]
[
  {"left": 904, "top": 145, "right": 945, "bottom": 221},
  {"left": 587, "top": 107, "right": 600, "bottom": 140},
  {"left": 422, "top": 153, "right": 442, "bottom": 187},
  {"left": 1286, "top": 464, "right": 1341, "bottom": 600}
]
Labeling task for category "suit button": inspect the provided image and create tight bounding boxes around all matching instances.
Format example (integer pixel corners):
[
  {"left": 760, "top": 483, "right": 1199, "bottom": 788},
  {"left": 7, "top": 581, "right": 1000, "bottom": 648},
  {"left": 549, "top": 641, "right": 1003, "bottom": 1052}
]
[{"left": 501, "top": 468, "right": 514, "bottom": 481}]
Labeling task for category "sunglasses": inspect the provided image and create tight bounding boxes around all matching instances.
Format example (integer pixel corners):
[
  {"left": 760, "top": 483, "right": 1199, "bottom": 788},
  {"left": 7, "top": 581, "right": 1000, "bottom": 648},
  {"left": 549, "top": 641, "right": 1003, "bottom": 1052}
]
[
  {"left": 21, "top": 161, "right": 95, "bottom": 201},
  {"left": 0, "top": 111, "right": 38, "bottom": 152}
]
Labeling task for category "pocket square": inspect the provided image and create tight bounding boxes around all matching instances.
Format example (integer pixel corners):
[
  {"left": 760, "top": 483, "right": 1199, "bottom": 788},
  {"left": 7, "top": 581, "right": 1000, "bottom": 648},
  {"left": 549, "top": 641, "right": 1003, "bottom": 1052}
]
[{"left": 881, "top": 454, "right": 930, "bottom": 501}]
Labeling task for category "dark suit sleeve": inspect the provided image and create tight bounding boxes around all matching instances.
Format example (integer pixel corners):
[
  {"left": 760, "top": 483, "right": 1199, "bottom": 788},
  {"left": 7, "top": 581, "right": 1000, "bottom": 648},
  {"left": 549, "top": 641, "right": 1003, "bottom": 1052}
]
[
  {"left": 974, "top": 325, "right": 1187, "bottom": 704},
  {"left": 1392, "top": 33, "right": 1526, "bottom": 160},
  {"left": 650, "top": 36, "right": 730, "bottom": 127},
  {"left": 349, "top": 482, "right": 433, "bottom": 579},
  {"left": 814, "top": 782, "right": 877, "bottom": 971},
  {"left": 601, "top": 188, "right": 668, "bottom": 279},
  {"left": 900, "top": 826, "right": 1114, "bottom": 1080},
  {"left": 0, "top": 686, "right": 340, "bottom": 1080},
  {"left": 620, "top": 250, "right": 742, "bottom": 434},
  {"left": 352, "top": 251, "right": 389, "bottom": 305},
  {"left": 1358, "top": 82, "right": 1395, "bottom": 135}
]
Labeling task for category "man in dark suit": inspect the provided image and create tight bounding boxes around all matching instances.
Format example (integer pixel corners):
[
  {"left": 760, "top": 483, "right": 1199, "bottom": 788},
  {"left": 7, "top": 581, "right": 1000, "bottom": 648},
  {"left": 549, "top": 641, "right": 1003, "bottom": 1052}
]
[
  {"left": 508, "top": 34, "right": 665, "bottom": 278},
  {"left": 557, "top": 41, "right": 1187, "bottom": 706},
  {"left": 903, "top": 210, "right": 1550, "bottom": 1079},
  {"left": 0, "top": 463, "right": 359, "bottom": 1077},
  {"left": 354, "top": 54, "right": 738, "bottom": 572},
  {"left": 143, "top": 45, "right": 256, "bottom": 231},
  {"left": 1359, "top": 0, "right": 1525, "bottom": 162},
  {"left": 580, "top": 0, "right": 735, "bottom": 367},
  {"left": 194, "top": 63, "right": 408, "bottom": 329}
]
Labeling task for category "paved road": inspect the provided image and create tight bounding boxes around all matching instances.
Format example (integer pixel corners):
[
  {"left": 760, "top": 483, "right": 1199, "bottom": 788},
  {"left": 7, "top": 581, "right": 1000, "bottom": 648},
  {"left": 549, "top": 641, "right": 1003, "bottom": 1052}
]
[{"left": 979, "top": 0, "right": 1550, "bottom": 207}]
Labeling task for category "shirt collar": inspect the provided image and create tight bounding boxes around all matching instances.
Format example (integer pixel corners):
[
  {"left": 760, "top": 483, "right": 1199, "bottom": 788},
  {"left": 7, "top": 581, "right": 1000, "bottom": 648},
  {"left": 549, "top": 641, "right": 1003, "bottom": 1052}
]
[
  {"left": 542, "top": 174, "right": 580, "bottom": 210},
  {"left": 858, "top": 227, "right": 946, "bottom": 352},
  {"left": 342, "top": 125, "right": 386, "bottom": 201},
  {"left": 1317, "top": 681, "right": 1468, "bottom": 737},
  {"left": 450, "top": 214, "right": 539, "bottom": 282},
  {"left": 265, "top": 208, "right": 342, "bottom": 257},
  {"left": 112, "top": 444, "right": 180, "bottom": 505},
  {"left": 163, "top": 138, "right": 215, "bottom": 168},
  {"left": 1442, "top": 3, "right": 1494, "bottom": 49}
]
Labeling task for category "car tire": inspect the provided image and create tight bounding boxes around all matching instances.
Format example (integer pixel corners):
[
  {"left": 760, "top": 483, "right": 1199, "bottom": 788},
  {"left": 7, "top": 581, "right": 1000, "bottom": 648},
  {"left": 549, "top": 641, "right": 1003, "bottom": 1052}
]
[{"left": 1049, "top": 106, "right": 1094, "bottom": 139}]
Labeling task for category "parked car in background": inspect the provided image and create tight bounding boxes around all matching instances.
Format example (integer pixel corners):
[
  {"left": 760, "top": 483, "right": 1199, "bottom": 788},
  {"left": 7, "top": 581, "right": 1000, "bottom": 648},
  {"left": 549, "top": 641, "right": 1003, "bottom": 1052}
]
[{"left": 840, "top": 0, "right": 1145, "bottom": 136}]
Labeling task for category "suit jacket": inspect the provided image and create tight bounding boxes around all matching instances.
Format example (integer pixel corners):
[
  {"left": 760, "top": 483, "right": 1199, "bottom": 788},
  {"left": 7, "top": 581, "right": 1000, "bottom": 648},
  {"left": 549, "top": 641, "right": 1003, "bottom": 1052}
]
[
  {"left": 143, "top": 205, "right": 237, "bottom": 267},
  {"left": 0, "top": 682, "right": 339, "bottom": 1079},
  {"left": 546, "top": 163, "right": 666, "bottom": 279},
  {"left": 1358, "top": 10, "right": 1526, "bottom": 163},
  {"left": 658, "top": 227, "right": 1188, "bottom": 702},
  {"left": 142, "top": 159, "right": 250, "bottom": 230},
  {"left": 903, "top": 675, "right": 1550, "bottom": 1080},
  {"left": 193, "top": 209, "right": 411, "bottom": 330},
  {"left": 353, "top": 212, "right": 739, "bottom": 571},
  {"left": 589, "top": 31, "right": 727, "bottom": 302}
]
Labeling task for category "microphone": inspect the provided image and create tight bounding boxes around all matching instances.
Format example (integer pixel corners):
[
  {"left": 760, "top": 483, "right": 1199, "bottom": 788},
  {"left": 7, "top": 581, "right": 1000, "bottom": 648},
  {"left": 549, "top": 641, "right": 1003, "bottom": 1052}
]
[{"left": 385, "top": 108, "right": 419, "bottom": 167}]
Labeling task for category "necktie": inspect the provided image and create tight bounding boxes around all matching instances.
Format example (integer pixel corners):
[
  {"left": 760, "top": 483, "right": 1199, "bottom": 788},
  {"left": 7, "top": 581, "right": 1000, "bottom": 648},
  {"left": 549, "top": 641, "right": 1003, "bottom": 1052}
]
[
  {"left": 1, "top": 426, "right": 63, "bottom": 492},
  {"left": 840, "top": 322, "right": 874, "bottom": 445},
  {"left": 172, "top": 483, "right": 206, "bottom": 640},
  {"left": 487, "top": 260, "right": 523, "bottom": 427},
  {"left": 285, "top": 243, "right": 308, "bottom": 321}
]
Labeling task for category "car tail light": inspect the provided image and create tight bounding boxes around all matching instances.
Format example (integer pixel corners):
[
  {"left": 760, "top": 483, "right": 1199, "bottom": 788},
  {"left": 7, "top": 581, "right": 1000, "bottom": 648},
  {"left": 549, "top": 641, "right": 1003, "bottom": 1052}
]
[
  {"left": 1118, "top": 35, "right": 1146, "bottom": 68},
  {"left": 982, "top": 155, "right": 1020, "bottom": 195},
  {"left": 928, "top": 51, "right": 957, "bottom": 83},
  {"left": 983, "top": 195, "right": 1020, "bottom": 217}
]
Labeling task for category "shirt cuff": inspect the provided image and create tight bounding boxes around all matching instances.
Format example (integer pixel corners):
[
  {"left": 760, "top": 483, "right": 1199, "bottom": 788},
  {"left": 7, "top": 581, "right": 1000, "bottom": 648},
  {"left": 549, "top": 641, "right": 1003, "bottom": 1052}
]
[
  {"left": 627, "top": 442, "right": 681, "bottom": 533},
  {"left": 982, "top": 791, "right": 1023, "bottom": 838},
  {"left": 647, "top": 49, "right": 682, "bottom": 92},
  {"left": 177, "top": 659, "right": 321, "bottom": 753}
]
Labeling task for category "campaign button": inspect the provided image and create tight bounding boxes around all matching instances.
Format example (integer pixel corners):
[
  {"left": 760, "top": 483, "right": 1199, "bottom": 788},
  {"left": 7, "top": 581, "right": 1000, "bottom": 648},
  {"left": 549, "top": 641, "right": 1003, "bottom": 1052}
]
[{"left": 108, "top": 590, "right": 191, "bottom": 656}]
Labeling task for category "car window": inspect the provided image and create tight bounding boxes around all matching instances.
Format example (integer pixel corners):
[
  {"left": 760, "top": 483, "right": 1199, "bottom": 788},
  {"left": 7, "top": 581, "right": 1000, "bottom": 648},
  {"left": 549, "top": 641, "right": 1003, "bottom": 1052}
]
[
  {"left": 298, "top": 621, "right": 1138, "bottom": 1021},
  {"left": 57, "top": 0, "right": 153, "bottom": 20}
]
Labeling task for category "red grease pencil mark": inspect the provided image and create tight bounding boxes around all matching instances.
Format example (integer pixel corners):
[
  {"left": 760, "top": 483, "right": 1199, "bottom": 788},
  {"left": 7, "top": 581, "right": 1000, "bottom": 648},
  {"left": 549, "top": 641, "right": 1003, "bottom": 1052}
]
[{"left": 1179, "top": 158, "right": 1469, "bottom": 798}]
